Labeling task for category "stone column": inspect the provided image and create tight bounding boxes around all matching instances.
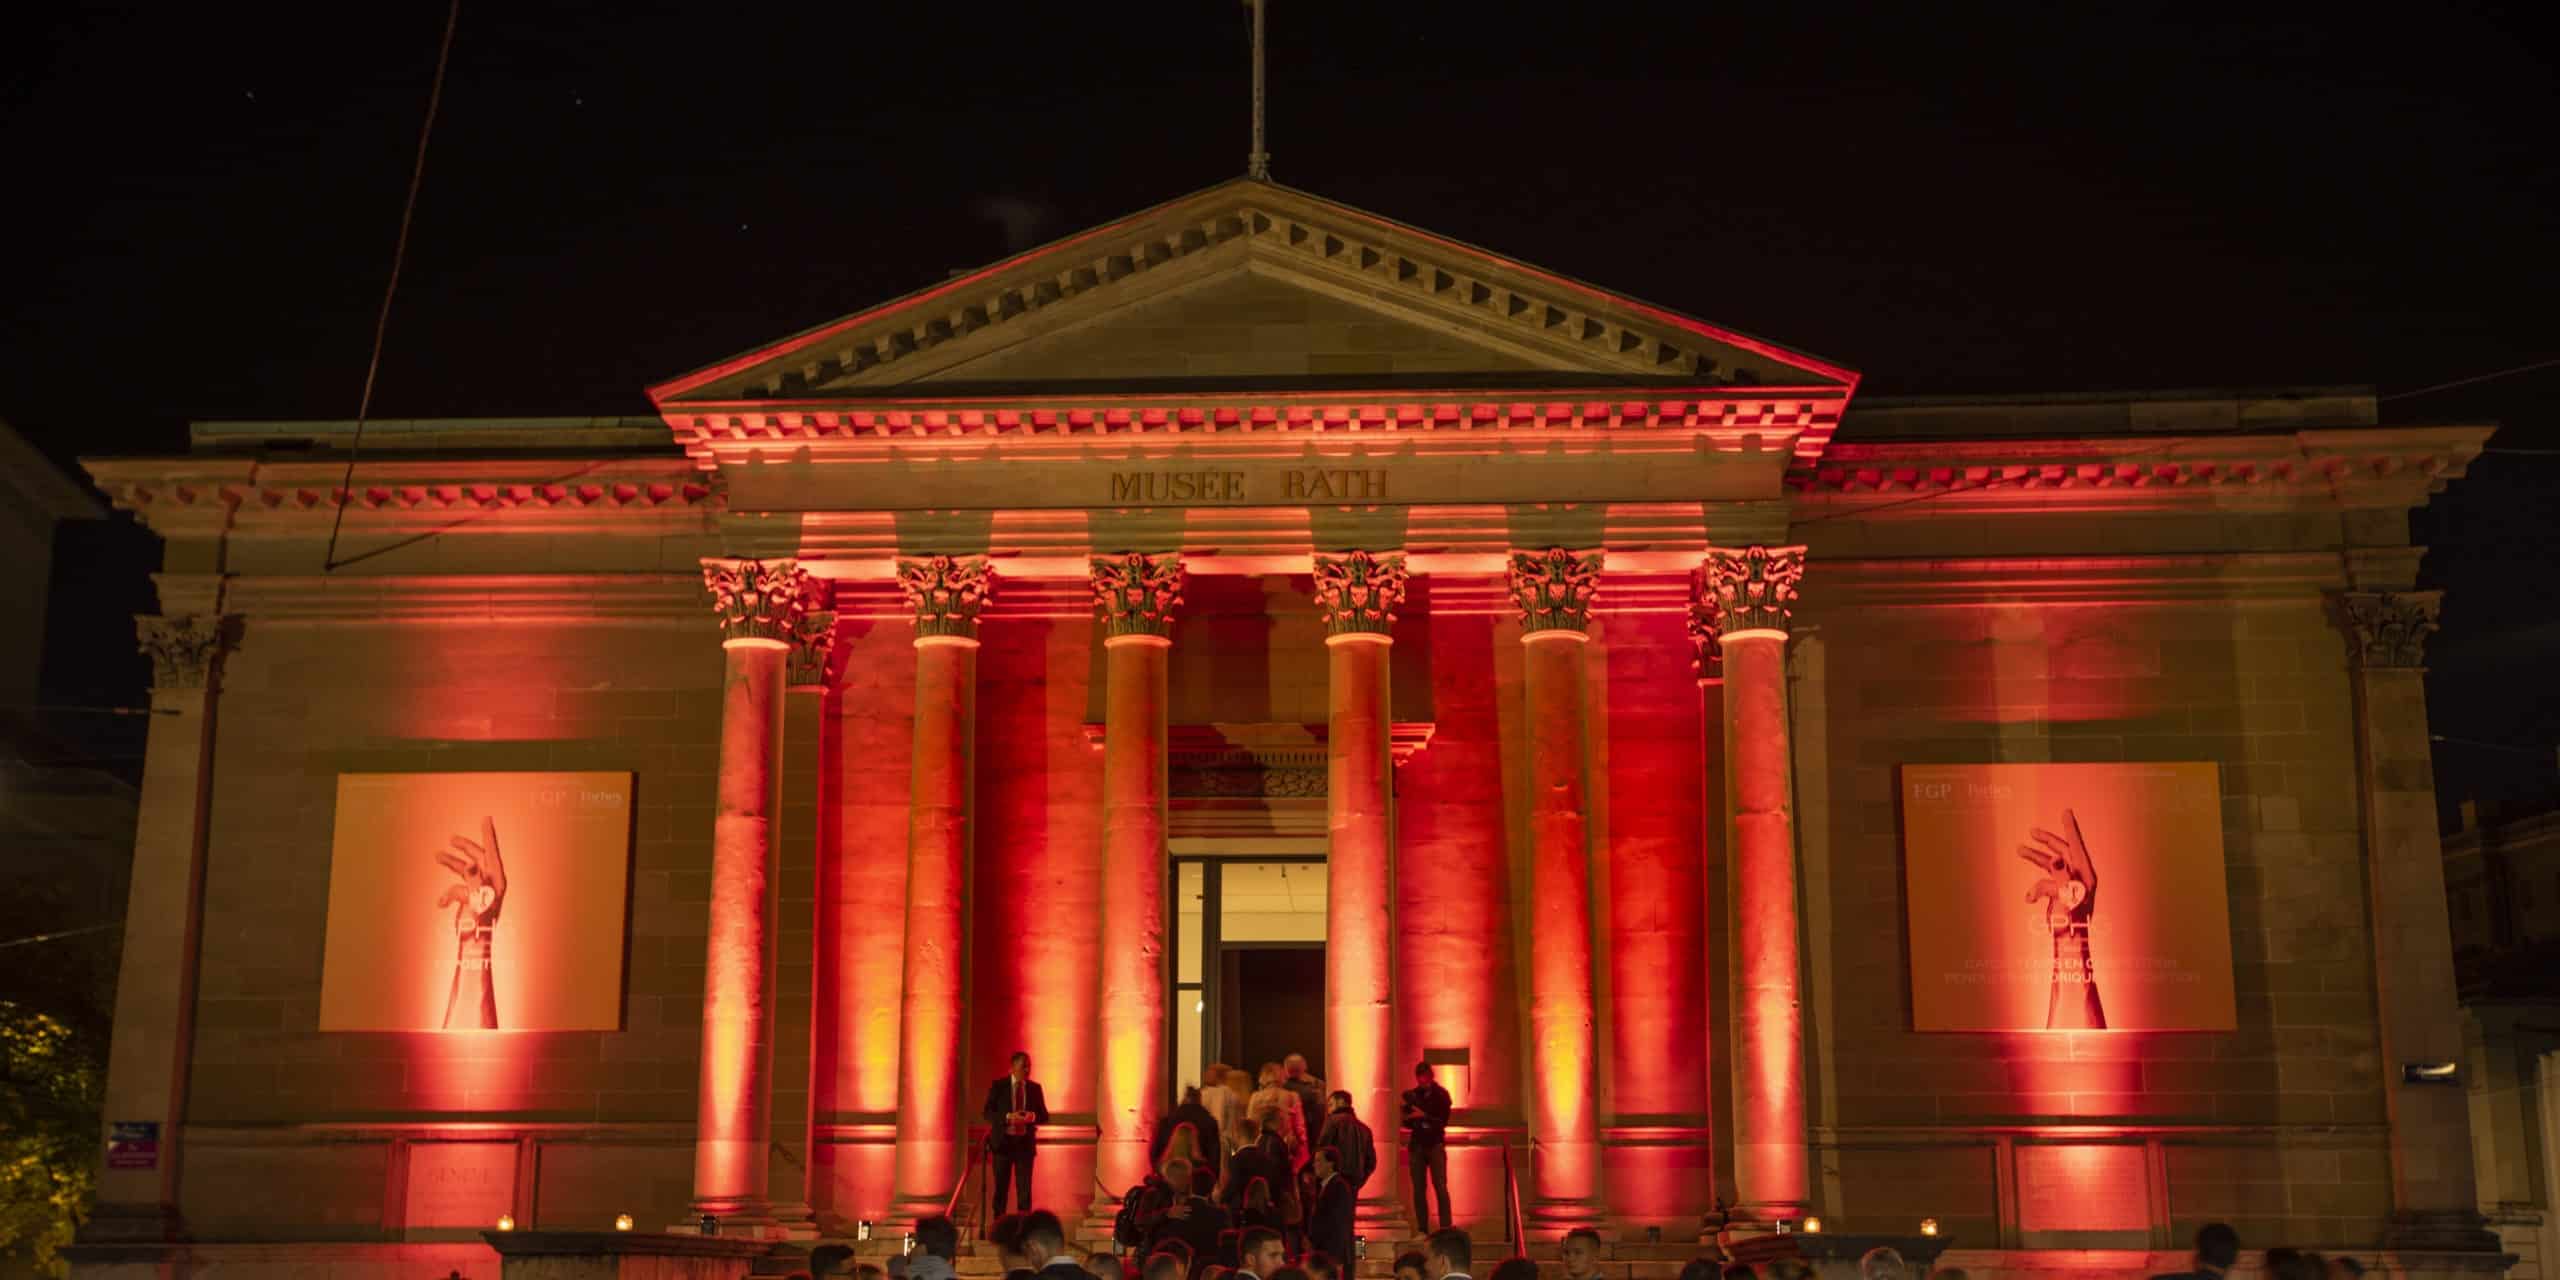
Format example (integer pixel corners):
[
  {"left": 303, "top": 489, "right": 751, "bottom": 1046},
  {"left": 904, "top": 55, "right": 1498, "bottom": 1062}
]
[
  {"left": 690, "top": 558, "right": 819, "bottom": 1232},
  {"left": 2335, "top": 591, "right": 2499, "bottom": 1255},
  {"left": 1092, "top": 553, "right": 1184, "bottom": 1198},
  {"left": 891, "top": 556, "right": 993, "bottom": 1221},
  {"left": 84, "top": 614, "right": 226, "bottom": 1242},
  {"left": 1314, "top": 551, "right": 1408, "bottom": 1225},
  {"left": 1506, "top": 548, "right": 1604, "bottom": 1226},
  {"left": 1687, "top": 574, "right": 1738, "bottom": 1223},
  {"left": 1705, "top": 545, "right": 1810, "bottom": 1226},
  {"left": 769, "top": 595, "right": 836, "bottom": 1238}
]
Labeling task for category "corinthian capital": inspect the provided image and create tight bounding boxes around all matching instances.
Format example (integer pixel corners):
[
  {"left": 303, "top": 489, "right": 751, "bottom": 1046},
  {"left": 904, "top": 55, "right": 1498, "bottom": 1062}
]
[
  {"left": 787, "top": 594, "right": 839, "bottom": 688},
  {"left": 1505, "top": 548, "right": 1602, "bottom": 635},
  {"left": 2336, "top": 590, "right": 2441, "bottom": 670},
  {"left": 898, "top": 556, "right": 994, "bottom": 641},
  {"left": 1313, "top": 551, "right": 1409, "bottom": 637},
  {"left": 136, "top": 614, "right": 224, "bottom": 691},
  {"left": 1686, "top": 569, "right": 1724, "bottom": 683},
  {"left": 702, "top": 558, "right": 820, "bottom": 644},
  {"left": 1703, "top": 545, "right": 1806, "bottom": 636},
  {"left": 1092, "top": 553, "right": 1184, "bottom": 640}
]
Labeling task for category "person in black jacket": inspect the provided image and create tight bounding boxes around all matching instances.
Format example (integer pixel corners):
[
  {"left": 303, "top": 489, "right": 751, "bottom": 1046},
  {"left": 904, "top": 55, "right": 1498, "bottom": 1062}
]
[
  {"left": 1220, "top": 1116, "right": 1281, "bottom": 1209},
  {"left": 1154, "top": 1084, "right": 1223, "bottom": 1170},
  {"left": 982, "top": 1051, "right": 1051, "bottom": 1215},
  {"left": 1313, "top": 1092, "right": 1375, "bottom": 1195},
  {"left": 1306, "top": 1146, "right": 1356, "bottom": 1269},
  {"left": 1400, "top": 1062, "right": 1453, "bottom": 1233}
]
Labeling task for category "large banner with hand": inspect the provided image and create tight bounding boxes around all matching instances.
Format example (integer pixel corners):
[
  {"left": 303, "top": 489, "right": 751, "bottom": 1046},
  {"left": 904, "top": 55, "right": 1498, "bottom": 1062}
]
[
  {"left": 319, "top": 771, "right": 634, "bottom": 1032},
  {"left": 1900, "top": 762, "right": 2237, "bottom": 1032}
]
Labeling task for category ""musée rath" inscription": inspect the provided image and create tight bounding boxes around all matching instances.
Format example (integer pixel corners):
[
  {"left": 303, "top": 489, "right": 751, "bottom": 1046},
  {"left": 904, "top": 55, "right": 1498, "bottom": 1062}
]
[{"left": 1109, "top": 468, "right": 1388, "bottom": 504}]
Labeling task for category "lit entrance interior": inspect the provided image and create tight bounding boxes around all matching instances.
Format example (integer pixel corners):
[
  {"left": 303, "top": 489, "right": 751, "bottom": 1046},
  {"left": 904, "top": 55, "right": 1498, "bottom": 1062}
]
[{"left": 1170, "top": 856, "right": 1328, "bottom": 1097}]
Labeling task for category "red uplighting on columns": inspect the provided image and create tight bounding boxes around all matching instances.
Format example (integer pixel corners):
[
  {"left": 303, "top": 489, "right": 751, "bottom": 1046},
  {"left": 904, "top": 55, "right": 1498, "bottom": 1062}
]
[
  {"left": 1707, "top": 546, "right": 1811, "bottom": 1224},
  {"left": 1091, "top": 554, "right": 1184, "bottom": 1198},
  {"left": 691, "top": 559, "right": 822, "bottom": 1228},
  {"left": 1315, "top": 551, "right": 1408, "bottom": 1223},
  {"left": 1507, "top": 550, "right": 1604, "bottom": 1225},
  {"left": 890, "top": 557, "right": 992, "bottom": 1221}
]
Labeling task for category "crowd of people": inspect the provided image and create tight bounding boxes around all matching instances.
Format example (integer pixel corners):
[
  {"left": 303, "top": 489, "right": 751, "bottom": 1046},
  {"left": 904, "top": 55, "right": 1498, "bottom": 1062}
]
[{"left": 787, "top": 1050, "right": 2363, "bottom": 1280}]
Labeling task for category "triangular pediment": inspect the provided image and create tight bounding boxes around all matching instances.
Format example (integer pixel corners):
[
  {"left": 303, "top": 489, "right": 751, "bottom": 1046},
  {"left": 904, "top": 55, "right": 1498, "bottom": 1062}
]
[{"left": 650, "top": 178, "right": 1854, "bottom": 405}]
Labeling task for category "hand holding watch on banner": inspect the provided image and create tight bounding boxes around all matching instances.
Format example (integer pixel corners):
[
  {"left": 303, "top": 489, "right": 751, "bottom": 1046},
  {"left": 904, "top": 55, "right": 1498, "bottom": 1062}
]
[
  {"left": 2018, "top": 808, "right": 2107, "bottom": 1030},
  {"left": 434, "top": 816, "right": 509, "bottom": 1029}
]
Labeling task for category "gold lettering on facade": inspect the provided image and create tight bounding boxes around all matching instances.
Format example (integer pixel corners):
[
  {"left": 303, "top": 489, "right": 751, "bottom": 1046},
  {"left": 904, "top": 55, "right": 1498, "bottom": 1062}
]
[
  {"left": 1107, "top": 469, "right": 1387, "bottom": 504},
  {"left": 1118, "top": 469, "right": 1385, "bottom": 505}
]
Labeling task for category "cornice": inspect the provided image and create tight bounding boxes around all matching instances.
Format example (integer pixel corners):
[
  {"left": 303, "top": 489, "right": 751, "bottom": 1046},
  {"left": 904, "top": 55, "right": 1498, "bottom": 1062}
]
[
  {"left": 1800, "top": 552, "right": 2352, "bottom": 607},
  {"left": 191, "top": 553, "right": 2342, "bottom": 627},
  {"left": 1790, "top": 426, "right": 2490, "bottom": 516},
  {"left": 219, "top": 573, "right": 707, "bottom": 625},
  {"left": 82, "top": 457, "right": 717, "bottom": 536},
  {"left": 661, "top": 387, "right": 1845, "bottom": 469}
]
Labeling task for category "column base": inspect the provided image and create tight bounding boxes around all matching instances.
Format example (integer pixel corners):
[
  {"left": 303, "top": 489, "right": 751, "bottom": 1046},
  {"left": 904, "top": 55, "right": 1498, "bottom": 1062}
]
[
  {"left": 1525, "top": 1200, "right": 1607, "bottom": 1238},
  {"left": 76, "top": 1200, "right": 186, "bottom": 1244},
  {"left": 2383, "top": 1210, "right": 2508, "bottom": 1256},
  {"left": 1091, "top": 1137, "right": 1150, "bottom": 1209},
  {"left": 890, "top": 1191, "right": 959, "bottom": 1231},
  {"left": 678, "top": 1197, "right": 788, "bottom": 1240},
  {"left": 769, "top": 1200, "right": 824, "bottom": 1242},
  {"left": 1354, "top": 1194, "right": 1413, "bottom": 1242},
  {"left": 1721, "top": 1202, "right": 1814, "bottom": 1234}
]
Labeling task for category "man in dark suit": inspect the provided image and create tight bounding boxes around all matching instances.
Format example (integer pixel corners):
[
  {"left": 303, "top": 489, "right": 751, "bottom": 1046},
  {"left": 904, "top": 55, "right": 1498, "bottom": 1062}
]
[
  {"left": 982, "top": 1051, "right": 1050, "bottom": 1215},
  {"left": 1307, "top": 1145, "right": 1356, "bottom": 1269}
]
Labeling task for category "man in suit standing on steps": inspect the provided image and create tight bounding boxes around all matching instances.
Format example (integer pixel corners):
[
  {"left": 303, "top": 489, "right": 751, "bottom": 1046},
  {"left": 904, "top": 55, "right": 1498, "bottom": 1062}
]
[
  {"left": 1307, "top": 1145, "right": 1356, "bottom": 1269},
  {"left": 984, "top": 1051, "right": 1050, "bottom": 1216}
]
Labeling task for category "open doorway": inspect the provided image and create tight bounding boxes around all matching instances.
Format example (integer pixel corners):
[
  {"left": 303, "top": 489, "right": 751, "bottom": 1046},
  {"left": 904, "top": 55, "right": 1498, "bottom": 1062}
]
[
  {"left": 1169, "top": 857, "right": 1327, "bottom": 1096},
  {"left": 1221, "top": 947, "right": 1325, "bottom": 1080}
]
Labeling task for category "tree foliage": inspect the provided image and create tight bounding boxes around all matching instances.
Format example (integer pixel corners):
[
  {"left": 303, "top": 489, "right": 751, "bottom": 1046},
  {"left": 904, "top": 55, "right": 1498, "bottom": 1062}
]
[{"left": 0, "top": 1002, "right": 99, "bottom": 1278}]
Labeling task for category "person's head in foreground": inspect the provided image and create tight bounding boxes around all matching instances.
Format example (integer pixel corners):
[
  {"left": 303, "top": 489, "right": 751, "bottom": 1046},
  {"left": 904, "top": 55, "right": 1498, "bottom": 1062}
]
[
  {"left": 1237, "top": 1228, "right": 1286, "bottom": 1279},
  {"left": 1424, "top": 1228, "right": 1472, "bottom": 1280},
  {"left": 1561, "top": 1228, "right": 1603, "bottom": 1280}
]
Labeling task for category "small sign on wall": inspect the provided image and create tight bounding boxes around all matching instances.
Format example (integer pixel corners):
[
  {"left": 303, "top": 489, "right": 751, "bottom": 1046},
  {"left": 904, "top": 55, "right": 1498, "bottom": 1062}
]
[
  {"left": 105, "top": 1121, "right": 159, "bottom": 1170},
  {"left": 404, "top": 1141, "right": 518, "bottom": 1229}
]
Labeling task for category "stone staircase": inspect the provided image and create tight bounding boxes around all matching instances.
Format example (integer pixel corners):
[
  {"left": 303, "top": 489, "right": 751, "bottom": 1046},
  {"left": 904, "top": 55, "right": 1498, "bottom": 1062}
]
[{"left": 750, "top": 1235, "right": 1723, "bottom": 1279}]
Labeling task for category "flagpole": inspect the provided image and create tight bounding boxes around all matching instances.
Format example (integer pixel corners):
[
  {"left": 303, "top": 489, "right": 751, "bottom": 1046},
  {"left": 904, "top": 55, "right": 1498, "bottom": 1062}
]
[{"left": 1247, "top": 0, "right": 1270, "bottom": 179}]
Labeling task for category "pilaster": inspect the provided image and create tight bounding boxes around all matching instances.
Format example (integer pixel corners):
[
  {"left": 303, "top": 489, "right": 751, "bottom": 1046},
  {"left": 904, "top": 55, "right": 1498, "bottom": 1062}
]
[
  {"left": 2334, "top": 589, "right": 2502, "bottom": 1258},
  {"left": 769, "top": 583, "right": 836, "bottom": 1239},
  {"left": 83, "top": 613, "right": 228, "bottom": 1243}
]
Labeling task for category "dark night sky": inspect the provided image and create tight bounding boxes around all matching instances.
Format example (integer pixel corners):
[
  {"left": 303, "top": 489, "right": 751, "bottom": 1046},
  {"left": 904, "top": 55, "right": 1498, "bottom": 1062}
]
[{"left": 5, "top": 3, "right": 2556, "bottom": 817}]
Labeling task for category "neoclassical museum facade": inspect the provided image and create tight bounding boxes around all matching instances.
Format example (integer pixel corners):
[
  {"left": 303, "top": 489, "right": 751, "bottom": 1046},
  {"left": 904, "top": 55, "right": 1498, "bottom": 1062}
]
[{"left": 74, "top": 180, "right": 2506, "bottom": 1278}]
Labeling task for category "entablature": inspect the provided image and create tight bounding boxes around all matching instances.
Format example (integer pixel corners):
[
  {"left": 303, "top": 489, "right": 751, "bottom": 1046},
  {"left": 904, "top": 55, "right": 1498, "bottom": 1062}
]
[
  {"left": 663, "top": 384, "right": 1846, "bottom": 470},
  {"left": 1790, "top": 426, "right": 2489, "bottom": 518},
  {"left": 83, "top": 456, "right": 719, "bottom": 538}
]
